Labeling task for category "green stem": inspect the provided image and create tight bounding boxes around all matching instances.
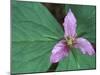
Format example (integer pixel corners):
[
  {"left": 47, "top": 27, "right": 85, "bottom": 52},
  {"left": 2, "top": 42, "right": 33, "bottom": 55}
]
[{"left": 71, "top": 49, "right": 80, "bottom": 69}]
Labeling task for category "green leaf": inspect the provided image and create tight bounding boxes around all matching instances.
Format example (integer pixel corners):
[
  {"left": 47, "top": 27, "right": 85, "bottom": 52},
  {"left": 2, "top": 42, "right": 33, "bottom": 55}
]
[
  {"left": 57, "top": 5, "right": 96, "bottom": 71},
  {"left": 12, "top": 1, "right": 63, "bottom": 73}
]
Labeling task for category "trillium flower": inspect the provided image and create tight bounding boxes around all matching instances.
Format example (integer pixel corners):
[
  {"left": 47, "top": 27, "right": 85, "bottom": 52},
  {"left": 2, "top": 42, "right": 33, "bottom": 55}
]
[{"left": 50, "top": 9, "right": 95, "bottom": 63}]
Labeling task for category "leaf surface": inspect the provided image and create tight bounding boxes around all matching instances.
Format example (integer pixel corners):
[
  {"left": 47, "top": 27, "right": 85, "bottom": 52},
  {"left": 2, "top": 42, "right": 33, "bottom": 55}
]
[{"left": 12, "top": 1, "right": 63, "bottom": 73}]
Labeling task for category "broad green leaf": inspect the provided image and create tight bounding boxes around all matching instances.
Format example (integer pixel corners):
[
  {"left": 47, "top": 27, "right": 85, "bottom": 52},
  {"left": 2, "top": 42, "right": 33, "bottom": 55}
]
[
  {"left": 57, "top": 5, "right": 96, "bottom": 71},
  {"left": 12, "top": 1, "right": 63, "bottom": 73}
]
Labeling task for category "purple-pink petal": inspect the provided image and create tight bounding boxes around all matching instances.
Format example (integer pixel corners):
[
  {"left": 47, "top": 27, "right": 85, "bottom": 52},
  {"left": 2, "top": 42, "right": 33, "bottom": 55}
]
[
  {"left": 63, "top": 9, "right": 77, "bottom": 38},
  {"left": 74, "top": 37, "right": 95, "bottom": 55},
  {"left": 50, "top": 40, "right": 69, "bottom": 63}
]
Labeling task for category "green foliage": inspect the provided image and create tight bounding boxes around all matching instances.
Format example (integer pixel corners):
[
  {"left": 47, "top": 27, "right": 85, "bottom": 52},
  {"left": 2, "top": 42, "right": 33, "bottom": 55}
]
[
  {"left": 12, "top": 1, "right": 96, "bottom": 73},
  {"left": 12, "top": 1, "right": 63, "bottom": 73}
]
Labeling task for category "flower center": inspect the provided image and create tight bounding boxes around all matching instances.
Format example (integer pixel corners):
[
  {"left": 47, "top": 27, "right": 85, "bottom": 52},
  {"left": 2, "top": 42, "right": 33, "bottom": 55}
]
[{"left": 65, "top": 37, "right": 74, "bottom": 47}]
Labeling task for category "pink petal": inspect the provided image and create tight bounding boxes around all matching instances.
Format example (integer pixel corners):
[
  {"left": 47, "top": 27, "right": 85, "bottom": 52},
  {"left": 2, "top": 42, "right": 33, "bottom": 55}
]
[
  {"left": 50, "top": 40, "right": 69, "bottom": 63},
  {"left": 63, "top": 9, "right": 77, "bottom": 38},
  {"left": 74, "top": 38, "right": 95, "bottom": 55}
]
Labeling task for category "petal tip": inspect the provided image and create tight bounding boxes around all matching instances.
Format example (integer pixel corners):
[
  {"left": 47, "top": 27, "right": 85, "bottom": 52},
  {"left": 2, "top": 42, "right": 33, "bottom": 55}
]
[
  {"left": 68, "top": 8, "right": 72, "bottom": 13},
  {"left": 50, "top": 55, "right": 58, "bottom": 63},
  {"left": 88, "top": 49, "right": 95, "bottom": 55}
]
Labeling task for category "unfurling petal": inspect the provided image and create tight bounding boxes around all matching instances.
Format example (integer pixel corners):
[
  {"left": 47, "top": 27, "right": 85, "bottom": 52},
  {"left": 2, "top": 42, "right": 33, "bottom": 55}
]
[
  {"left": 74, "top": 38, "right": 95, "bottom": 55},
  {"left": 63, "top": 9, "right": 77, "bottom": 38},
  {"left": 50, "top": 40, "right": 69, "bottom": 63}
]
